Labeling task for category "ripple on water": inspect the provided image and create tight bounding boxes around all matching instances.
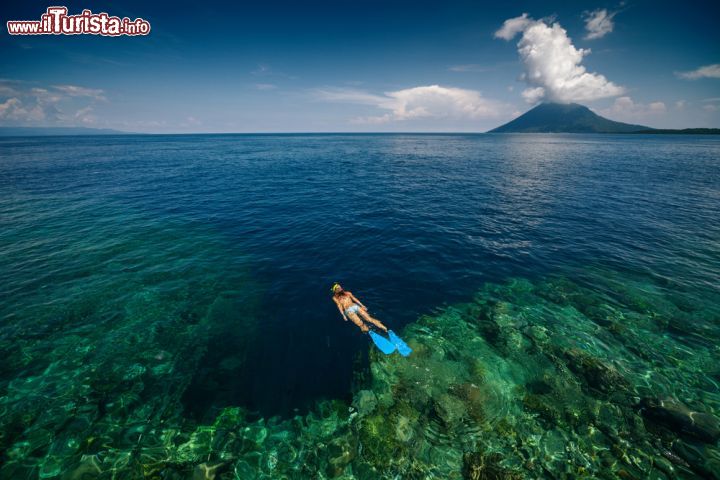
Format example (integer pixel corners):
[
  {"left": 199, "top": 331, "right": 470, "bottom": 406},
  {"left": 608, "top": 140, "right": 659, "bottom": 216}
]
[{"left": 0, "top": 134, "right": 719, "bottom": 478}]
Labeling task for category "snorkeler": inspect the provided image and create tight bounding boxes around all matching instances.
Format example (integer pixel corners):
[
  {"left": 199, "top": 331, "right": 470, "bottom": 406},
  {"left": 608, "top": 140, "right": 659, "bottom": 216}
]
[{"left": 331, "top": 283, "right": 388, "bottom": 333}]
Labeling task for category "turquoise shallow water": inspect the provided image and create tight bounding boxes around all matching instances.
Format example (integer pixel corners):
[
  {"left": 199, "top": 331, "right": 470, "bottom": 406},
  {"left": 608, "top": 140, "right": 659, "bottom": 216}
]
[{"left": 0, "top": 133, "right": 719, "bottom": 479}]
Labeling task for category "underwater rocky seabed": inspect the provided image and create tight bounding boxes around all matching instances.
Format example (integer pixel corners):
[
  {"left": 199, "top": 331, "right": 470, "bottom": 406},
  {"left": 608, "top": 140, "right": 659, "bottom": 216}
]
[{"left": 1, "top": 265, "right": 719, "bottom": 479}]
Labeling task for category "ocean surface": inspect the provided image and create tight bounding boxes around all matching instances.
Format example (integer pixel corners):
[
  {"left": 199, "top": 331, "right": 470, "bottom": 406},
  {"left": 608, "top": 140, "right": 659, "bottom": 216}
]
[{"left": 0, "top": 133, "right": 719, "bottom": 479}]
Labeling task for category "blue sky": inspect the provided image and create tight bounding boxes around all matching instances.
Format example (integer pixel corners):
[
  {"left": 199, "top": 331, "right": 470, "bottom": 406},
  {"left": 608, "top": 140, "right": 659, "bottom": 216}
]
[{"left": 1, "top": 0, "right": 719, "bottom": 132}]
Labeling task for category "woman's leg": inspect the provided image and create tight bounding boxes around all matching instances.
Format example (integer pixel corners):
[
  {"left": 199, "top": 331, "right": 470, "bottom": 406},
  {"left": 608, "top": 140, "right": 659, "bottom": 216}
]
[
  {"left": 358, "top": 309, "right": 388, "bottom": 332},
  {"left": 347, "top": 312, "right": 369, "bottom": 332}
]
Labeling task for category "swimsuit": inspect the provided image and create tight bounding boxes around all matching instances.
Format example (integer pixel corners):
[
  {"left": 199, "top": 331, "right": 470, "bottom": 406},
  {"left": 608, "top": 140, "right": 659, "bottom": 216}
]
[{"left": 345, "top": 304, "right": 361, "bottom": 315}]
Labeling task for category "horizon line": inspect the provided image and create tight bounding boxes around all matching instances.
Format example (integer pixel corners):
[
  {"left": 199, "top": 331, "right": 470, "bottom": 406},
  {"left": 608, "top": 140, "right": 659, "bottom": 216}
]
[{"left": 0, "top": 128, "right": 499, "bottom": 135}]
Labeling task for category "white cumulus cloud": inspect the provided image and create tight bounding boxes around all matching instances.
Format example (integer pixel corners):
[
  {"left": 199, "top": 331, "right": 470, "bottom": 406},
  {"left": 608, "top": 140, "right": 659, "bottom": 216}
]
[
  {"left": 496, "top": 14, "right": 625, "bottom": 104},
  {"left": 676, "top": 64, "right": 720, "bottom": 80},
  {"left": 600, "top": 96, "right": 666, "bottom": 123},
  {"left": 494, "top": 13, "right": 533, "bottom": 41},
  {"left": 583, "top": 9, "right": 617, "bottom": 40},
  {"left": 314, "top": 88, "right": 387, "bottom": 106},
  {"left": 0, "top": 80, "right": 106, "bottom": 125},
  {"left": 315, "top": 85, "right": 504, "bottom": 124},
  {"left": 0, "top": 98, "right": 30, "bottom": 120},
  {"left": 53, "top": 84, "right": 106, "bottom": 101}
]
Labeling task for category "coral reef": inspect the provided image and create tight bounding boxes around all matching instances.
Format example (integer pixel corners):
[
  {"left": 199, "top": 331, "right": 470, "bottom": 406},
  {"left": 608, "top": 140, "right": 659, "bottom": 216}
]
[{"left": 1, "top": 270, "right": 719, "bottom": 479}]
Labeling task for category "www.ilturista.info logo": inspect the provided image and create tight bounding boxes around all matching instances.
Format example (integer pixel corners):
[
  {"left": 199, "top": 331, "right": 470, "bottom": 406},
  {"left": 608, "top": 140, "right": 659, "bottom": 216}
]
[{"left": 7, "top": 6, "right": 151, "bottom": 36}]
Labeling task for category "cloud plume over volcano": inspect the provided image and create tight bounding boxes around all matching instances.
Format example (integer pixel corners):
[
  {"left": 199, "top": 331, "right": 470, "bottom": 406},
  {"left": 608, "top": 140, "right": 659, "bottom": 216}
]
[{"left": 496, "top": 14, "right": 625, "bottom": 104}]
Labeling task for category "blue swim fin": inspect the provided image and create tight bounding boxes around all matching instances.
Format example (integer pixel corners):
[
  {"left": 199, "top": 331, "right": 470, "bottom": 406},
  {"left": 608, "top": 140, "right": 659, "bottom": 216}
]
[
  {"left": 388, "top": 330, "right": 413, "bottom": 357},
  {"left": 369, "top": 331, "right": 396, "bottom": 355}
]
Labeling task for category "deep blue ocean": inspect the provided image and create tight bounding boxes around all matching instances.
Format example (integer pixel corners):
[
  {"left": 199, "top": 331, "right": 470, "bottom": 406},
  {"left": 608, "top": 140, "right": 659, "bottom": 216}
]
[{"left": 1, "top": 134, "right": 719, "bottom": 479}]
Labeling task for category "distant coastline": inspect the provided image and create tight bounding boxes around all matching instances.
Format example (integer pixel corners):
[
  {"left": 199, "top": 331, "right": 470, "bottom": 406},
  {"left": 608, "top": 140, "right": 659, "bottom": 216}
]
[
  {"left": 628, "top": 128, "right": 720, "bottom": 135},
  {"left": 1, "top": 126, "right": 718, "bottom": 137}
]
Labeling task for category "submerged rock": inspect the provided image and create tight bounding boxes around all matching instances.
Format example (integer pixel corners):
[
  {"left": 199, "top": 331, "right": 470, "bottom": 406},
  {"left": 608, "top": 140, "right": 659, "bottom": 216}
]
[
  {"left": 357, "top": 412, "right": 397, "bottom": 461},
  {"left": 462, "top": 451, "right": 523, "bottom": 480},
  {"left": 394, "top": 415, "right": 415, "bottom": 443},
  {"left": 326, "top": 436, "right": 356, "bottom": 477},
  {"left": 192, "top": 462, "right": 224, "bottom": 480},
  {"left": 671, "top": 440, "right": 720, "bottom": 479},
  {"left": 62, "top": 454, "right": 102, "bottom": 480},
  {"left": 523, "top": 325, "right": 549, "bottom": 345},
  {"left": 433, "top": 393, "right": 467, "bottom": 427},
  {"left": 522, "top": 393, "right": 560, "bottom": 427},
  {"left": 640, "top": 398, "right": 720, "bottom": 443},
  {"left": 562, "top": 348, "right": 631, "bottom": 395},
  {"left": 450, "top": 383, "right": 486, "bottom": 423},
  {"left": 352, "top": 390, "right": 378, "bottom": 417}
]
